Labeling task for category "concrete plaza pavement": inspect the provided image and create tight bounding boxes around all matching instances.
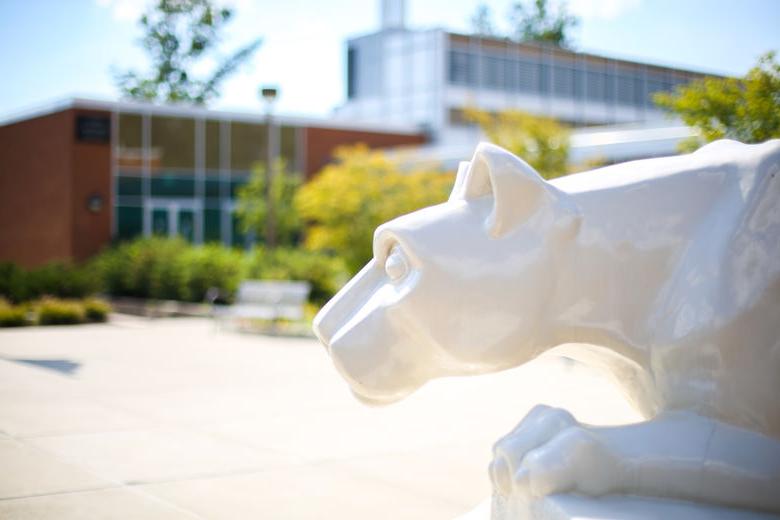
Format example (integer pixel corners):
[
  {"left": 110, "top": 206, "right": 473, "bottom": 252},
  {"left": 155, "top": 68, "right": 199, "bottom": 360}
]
[{"left": 0, "top": 316, "right": 640, "bottom": 519}]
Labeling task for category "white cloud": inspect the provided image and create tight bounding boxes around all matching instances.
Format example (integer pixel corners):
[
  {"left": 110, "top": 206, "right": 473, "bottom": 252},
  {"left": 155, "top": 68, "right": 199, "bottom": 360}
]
[
  {"left": 567, "top": 0, "right": 641, "bottom": 21},
  {"left": 95, "top": 0, "right": 148, "bottom": 22}
]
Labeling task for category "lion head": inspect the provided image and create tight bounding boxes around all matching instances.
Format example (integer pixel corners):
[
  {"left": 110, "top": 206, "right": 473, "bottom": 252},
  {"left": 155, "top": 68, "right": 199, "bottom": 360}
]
[{"left": 313, "top": 143, "right": 582, "bottom": 404}]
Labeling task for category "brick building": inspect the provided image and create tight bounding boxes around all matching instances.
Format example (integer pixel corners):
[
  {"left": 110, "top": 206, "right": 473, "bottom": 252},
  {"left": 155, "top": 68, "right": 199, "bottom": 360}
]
[{"left": 0, "top": 98, "right": 426, "bottom": 267}]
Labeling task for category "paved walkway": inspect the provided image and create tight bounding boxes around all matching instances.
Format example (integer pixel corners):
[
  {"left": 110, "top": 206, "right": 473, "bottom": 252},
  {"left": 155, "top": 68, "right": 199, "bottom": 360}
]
[{"left": 0, "top": 316, "right": 640, "bottom": 519}]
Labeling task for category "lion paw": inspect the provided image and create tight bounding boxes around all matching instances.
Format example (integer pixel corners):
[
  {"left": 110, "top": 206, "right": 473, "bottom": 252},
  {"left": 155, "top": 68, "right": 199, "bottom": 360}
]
[{"left": 489, "top": 405, "right": 622, "bottom": 501}]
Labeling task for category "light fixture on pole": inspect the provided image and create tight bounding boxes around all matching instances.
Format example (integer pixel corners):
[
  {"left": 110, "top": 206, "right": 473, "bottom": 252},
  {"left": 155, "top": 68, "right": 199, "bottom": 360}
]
[{"left": 259, "top": 85, "right": 279, "bottom": 248}]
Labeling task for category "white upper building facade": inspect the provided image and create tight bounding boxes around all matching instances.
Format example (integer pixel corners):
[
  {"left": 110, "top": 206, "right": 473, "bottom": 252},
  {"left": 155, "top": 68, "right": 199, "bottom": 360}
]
[{"left": 336, "top": 0, "right": 719, "bottom": 162}]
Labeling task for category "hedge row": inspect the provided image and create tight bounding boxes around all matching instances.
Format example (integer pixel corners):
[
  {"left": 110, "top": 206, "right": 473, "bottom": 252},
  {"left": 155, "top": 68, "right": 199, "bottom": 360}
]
[
  {"left": 0, "top": 237, "right": 349, "bottom": 307},
  {"left": 0, "top": 297, "right": 110, "bottom": 327},
  {"left": 0, "top": 262, "right": 100, "bottom": 304}
]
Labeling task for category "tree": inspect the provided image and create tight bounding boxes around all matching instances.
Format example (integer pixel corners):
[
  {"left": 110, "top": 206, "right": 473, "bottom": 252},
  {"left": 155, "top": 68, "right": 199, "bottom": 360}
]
[
  {"left": 471, "top": 2, "right": 497, "bottom": 37},
  {"left": 464, "top": 107, "right": 570, "bottom": 179},
  {"left": 509, "top": 0, "right": 578, "bottom": 48},
  {"left": 115, "top": 0, "right": 261, "bottom": 105},
  {"left": 295, "top": 145, "right": 454, "bottom": 274},
  {"left": 235, "top": 160, "right": 303, "bottom": 247},
  {"left": 655, "top": 52, "right": 780, "bottom": 150}
]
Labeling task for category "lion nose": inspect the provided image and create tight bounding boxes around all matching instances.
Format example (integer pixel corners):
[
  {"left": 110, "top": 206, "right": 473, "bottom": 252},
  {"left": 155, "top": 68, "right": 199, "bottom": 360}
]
[
  {"left": 312, "top": 307, "right": 335, "bottom": 350},
  {"left": 312, "top": 260, "right": 383, "bottom": 350}
]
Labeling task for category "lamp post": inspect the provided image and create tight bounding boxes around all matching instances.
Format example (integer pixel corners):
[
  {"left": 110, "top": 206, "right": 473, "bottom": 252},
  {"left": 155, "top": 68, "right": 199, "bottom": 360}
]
[{"left": 260, "top": 86, "right": 278, "bottom": 248}]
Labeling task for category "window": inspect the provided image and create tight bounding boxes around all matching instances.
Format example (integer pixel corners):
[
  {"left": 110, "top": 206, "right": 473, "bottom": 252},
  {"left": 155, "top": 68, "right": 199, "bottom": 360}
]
[
  {"left": 280, "top": 125, "right": 297, "bottom": 166},
  {"left": 205, "top": 120, "right": 221, "bottom": 172},
  {"left": 484, "top": 55, "right": 504, "bottom": 90},
  {"left": 605, "top": 73, "right": 615, "bottom": 102},
  {"left": 449, "top": 50, "right": 475, "bottom": 86},
  {"left": 504, "top": 59, "right": 518, "bottom": 91},
  {"left": 116, "top": 206, "right": 143, "bottom": 241},
  {"left": 617, "top": 75, "right": 634, "bottom": 105},
  {"left": 230, "top": 122, "right": 266, "bottom": 173},
  {"left": 553, "top": 66, "right": 574, "bottom": 98},
  {"left": 586, "top": 71, "right": 605, "bottom": 102},
  {"left": 518, "top": 60, "right": 536, "bottom": 92},
  {"left": 634, "top": 77, "right": 645, "bottom": 106},
  {"left": 117, "top": 114, "right": 142, "bottom": 170},
  {"left": 204, "top": 208, "right": 222, "bottom": 243},
  {"left": 539, "top": 64, "right": 550, "bottom": 93},
  {"left": 150, "top": 116, "right": 195, "bottom": 172},
  {"left": 573, "top": 69, "right": 584, "bottom": 98},
  {"left": 117, "top": 175, "right": 142, "bottom": 196},
  {"left": 150, "top": 176, "right": 195, "bottom": 198},
  {"left": 205, "top": 179, "right": 222, "bottom": 199},
  {"left": 347, "top": 46, "right": 358, "bottom": 99}
]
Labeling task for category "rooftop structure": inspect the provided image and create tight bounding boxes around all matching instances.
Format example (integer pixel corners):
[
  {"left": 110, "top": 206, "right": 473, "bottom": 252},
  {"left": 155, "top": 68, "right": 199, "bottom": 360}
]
[{"left": 336, "top": 5, "right": 718, "bottom": 151}]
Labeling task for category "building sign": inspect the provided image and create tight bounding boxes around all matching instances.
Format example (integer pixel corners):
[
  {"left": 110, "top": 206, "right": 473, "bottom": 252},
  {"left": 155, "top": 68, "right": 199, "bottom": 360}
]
[{"left": 76, "top": 115, "right": 110, "bottom": 143}]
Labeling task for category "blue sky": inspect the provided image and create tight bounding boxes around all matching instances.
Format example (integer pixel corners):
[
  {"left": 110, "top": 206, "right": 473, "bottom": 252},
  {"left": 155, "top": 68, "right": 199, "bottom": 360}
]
[{"left": 0, "top": 0, "right": 778, "bottom": 120}]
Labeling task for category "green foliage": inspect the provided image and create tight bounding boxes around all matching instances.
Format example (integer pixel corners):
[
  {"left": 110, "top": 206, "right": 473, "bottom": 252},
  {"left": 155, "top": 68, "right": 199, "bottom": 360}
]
[
  {"left": 464, "top": 108, "right": 570, "bottom": 179},
  {"left": 83, "top": 298, "right": 111, "bottom": 323},
  {"left": 246, "top": 247, "right": 348, "bottom": 305},
  {"left": 0, "top": 296, "right": 112, "bottom": 328},
  {"left": 295, "top": 145, "right": 455, "bottom": 273},
  {"left": 655, "top": 52, "right": 780, "bottom": 150},
  {"left": 0, "top": 299, "right": 29, "bottom": 327},
  {"left": 115, "top": 0, "right": 261, "bottom": 105},
  {"left": 91, "top": 237, "right": 343, "bottom": 304},
  {"left": 180, "top": 244, "right": 246, "bottom": 302},
  {"left": 94, "top": 236, "right": 190, "bottom": 300},
  {"left": 235, "top": 159, "right": 303, "bottom": 247},
  {"left": 37, "top": 298, "right": 85, "bottom": 326},
  {"left": 0, "top": 262, "right": 98, "bottom": 303},
  {"left": 94, "top": 236, "right": 246, "bottom": 302},
  {"left": 0, "top": 263, "right": 28, "bottom": 303},
  {"left": 27, "top": 262, "right": 100, "bottom": 300},
  {"left": 510, "top": 0, "right": 578, "bottom": 48}
]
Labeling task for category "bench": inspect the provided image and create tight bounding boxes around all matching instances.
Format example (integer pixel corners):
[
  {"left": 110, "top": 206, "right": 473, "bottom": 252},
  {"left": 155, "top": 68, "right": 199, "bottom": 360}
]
[{"left": 214, "top": 280, "right": 311, "bottom": 326}]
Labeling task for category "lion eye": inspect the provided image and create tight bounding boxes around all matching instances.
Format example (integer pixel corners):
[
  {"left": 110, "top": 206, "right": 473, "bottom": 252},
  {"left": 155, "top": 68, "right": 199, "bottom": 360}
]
[{"left": 384, "top": 247, "right": 408, "bottom": 282}]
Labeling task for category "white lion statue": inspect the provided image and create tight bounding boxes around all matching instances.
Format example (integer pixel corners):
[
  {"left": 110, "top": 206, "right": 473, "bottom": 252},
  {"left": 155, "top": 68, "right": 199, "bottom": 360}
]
[{"left": 313, "top": 139, "right": 780, "bottom": 518}]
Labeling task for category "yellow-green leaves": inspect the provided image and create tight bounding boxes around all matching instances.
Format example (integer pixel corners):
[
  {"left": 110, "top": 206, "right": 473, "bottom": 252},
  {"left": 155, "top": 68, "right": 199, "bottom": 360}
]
[
  {"left": 464, "top": 108, "right": 570, "bottom": 180},
  {"left": 295, "top": 145, "right": 454, "bottom": 274},
  {"left": 654, "top": 52, "right": 780, "bottom": 150}
]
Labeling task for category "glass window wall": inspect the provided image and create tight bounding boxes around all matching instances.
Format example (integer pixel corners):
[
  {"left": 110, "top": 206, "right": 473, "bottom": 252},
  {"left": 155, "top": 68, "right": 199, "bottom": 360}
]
[
  {"left": 114, "top": 111, "right": 297, "bottom": 247},
  {"left": 446, "top": 48, "right": 692, "bottom": 109}
]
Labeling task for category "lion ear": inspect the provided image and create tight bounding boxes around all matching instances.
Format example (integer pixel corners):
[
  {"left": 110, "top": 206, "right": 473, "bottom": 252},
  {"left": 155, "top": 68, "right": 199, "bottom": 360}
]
[
  {"left": 448, "top": 161, "right": 472, "bottom": 201},
  {"left": 462, "top": 142, "right": 578, "bottom": 238}
]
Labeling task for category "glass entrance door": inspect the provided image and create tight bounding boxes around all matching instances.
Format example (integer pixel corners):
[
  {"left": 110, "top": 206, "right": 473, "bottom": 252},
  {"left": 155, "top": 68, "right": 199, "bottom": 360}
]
[
  {"left": 177, "top": 209, "right": 195, "bottom": 242},
  {"left": 152, "top": 208, "right": 170, "bottom": 236},
  {"left": 148, "top": 201, "right": 200, "bottom": 243}
]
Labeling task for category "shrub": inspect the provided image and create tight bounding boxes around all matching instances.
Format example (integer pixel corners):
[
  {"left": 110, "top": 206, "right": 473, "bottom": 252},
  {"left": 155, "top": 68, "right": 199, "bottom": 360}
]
[
  {"left": 93, "top": 237, "right": 350, "bottom": 306},
  {"left": 180, "top": 245, "right": 246, "bottom": 302},
  {"left": 0, "top": 262, "right": 98, "bottom": 303},
  {"left": 94, "top": 238, "right": 246, "bottom": 302},
  {"left": 27, "top": 262, "right": 99, "bottom": 300},
  {"left": 0, "top": 263, "right": 30, "bottom": 303},
  {"left": 93, "top": 237, "right": 189, "bottom": 300},
  {"left": 246, "top": 247, "right": 348, "bottom": 305},
  {"left": 37, "top": 298, "right": 85, "bottom": 325},
  {"left": 0, "top": 298, "right": 29, "bottom": 327},
  {"left": 295, "top": 145, "right": 453, "bottom": 273},
  {"left": 83, "top": 298, "right": 111, "bottom": 322}
]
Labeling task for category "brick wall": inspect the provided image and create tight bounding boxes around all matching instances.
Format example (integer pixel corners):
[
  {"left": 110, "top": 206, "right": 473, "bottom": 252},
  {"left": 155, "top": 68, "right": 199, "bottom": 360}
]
[{"left": 0, "top": 109, "right": 111, "bottom": 267}]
